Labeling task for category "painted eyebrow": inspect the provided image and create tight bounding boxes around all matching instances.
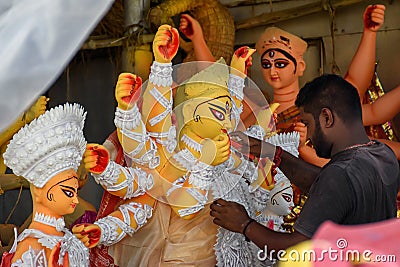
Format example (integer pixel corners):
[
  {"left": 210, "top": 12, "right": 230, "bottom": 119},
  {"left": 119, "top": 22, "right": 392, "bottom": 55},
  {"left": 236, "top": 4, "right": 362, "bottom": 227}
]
[
  {"left": 60, "top": 185, "right": 77, "bottom": 194},
  {"left": 208, "top": 102, "right": 226, "bottom": 114},
  {"left": 48, "top": 175, "right": 78, "bottom": 191},
  {"left": 271, "top": 186, "right": 291, "bottom": 200},
  {"left": 274, "top": 58, "right": 290, "bottom": 62}
]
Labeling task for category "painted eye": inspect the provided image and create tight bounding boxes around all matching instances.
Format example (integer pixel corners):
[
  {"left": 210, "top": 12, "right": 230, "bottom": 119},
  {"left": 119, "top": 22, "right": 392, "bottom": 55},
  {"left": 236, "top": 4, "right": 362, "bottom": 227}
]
[
  {"left": 62, "top": 189, "right": 74, "bottom": 198},
  {"left": 261, "top": 60, "right": 272, "bottom": 69},
  {"left": 282, "top": 193, "right": 292, "bottom": 203},
  {"left": 209, "top": 107, "right": 225, "bottom": 121},
  {"left": 275, "top": 61, "right": 289, "bottom": 69}
]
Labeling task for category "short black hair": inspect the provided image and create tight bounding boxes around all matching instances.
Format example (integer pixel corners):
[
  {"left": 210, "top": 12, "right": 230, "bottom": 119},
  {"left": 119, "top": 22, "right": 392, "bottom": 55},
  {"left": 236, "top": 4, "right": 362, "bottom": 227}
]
[{"left": 295, "top": 74, "right": 362, "bottom": 125}]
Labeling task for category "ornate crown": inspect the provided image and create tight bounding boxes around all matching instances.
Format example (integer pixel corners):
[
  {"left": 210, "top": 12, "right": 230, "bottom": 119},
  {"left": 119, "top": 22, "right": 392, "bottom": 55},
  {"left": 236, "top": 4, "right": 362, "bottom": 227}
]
[
  {"left": 265, "top": 132, "right": 299, "bottom": 185},
  {"left": 265, "top": 132, "right": 300, "bottom": 158},
  {"left": 256, "top": 27, "right": 308, "bottom": 59},
  {"left": 4, "top": 103, "right": 87, "bottom": 188}
]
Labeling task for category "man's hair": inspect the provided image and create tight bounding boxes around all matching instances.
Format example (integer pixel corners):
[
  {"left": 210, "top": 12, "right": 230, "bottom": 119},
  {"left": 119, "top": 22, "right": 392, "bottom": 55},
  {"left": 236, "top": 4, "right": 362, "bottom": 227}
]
[{"left": 295, "top": 74, "right": 362, "bottom": 125}]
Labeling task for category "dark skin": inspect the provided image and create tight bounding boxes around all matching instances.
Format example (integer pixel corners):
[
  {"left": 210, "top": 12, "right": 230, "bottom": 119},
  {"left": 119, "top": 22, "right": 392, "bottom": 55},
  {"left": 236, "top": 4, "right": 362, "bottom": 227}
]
[{"left": 211, "top": 107, "right": 372, "bottom": 252}]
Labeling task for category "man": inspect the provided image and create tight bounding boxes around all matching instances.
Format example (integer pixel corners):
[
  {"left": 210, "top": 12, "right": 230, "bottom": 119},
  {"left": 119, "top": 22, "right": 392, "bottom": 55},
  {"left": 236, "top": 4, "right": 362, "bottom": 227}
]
[{"left": 210, "top": 74, "right": 399, "bottom": 252}]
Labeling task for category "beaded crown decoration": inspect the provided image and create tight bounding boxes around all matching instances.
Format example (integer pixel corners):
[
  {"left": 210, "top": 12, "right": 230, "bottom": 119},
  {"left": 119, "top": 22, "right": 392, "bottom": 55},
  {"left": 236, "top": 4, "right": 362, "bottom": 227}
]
[
  {"left": 4, "top": 103, "right": 87, "bottom": 188},
  {"left": 256, "top": 27, "right": 308, "bottom": 59}
]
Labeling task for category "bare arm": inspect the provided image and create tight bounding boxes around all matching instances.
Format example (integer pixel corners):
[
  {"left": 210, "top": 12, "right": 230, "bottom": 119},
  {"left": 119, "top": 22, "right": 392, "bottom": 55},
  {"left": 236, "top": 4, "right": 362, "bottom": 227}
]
[
  {"left": 344, "top": 5, "right": 385, "bottom": 95},
  {"left": 298, "top": 145, "right": 329, "bottom": 167},
  {"left": 279, "top": 146, "right": 321, "bottom": 193},
  {"left": 179, "top": 14, "right": 215, "bottom": 62},
  {"left": 362, "top": 84, "right": 400, "bottom": 126}
]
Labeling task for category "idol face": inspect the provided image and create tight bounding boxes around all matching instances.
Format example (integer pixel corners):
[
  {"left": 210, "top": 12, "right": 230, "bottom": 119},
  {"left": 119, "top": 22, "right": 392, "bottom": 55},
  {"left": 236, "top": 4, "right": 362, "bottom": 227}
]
[
  {"left": 260, "top": 49, "right": 299, "bottom": 91},
  {"left": 267, "top": 179, "right": 294, "bottom": 216},
  {"left": 40, "top": 169, "right": 79, "bottom": 216},
  {"left": 188, "top": 95, "right": 233, "bottom": 139}
]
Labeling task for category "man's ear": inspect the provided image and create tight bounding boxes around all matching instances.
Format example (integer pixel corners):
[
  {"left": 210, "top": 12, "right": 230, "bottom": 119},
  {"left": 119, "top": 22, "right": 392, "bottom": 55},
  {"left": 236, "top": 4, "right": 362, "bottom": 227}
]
[
  {"left": 320, "top": 107, "right": 334, "bottom": 128},
  {"left": 297, "top": 59, "right": 306, "bottom": 77}
]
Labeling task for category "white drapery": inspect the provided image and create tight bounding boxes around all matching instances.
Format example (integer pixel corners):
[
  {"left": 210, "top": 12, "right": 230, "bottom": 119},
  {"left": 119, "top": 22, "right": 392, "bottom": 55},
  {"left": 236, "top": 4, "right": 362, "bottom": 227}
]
[{"left": 0, "top": 0, "right": 114, "bottom": 131}]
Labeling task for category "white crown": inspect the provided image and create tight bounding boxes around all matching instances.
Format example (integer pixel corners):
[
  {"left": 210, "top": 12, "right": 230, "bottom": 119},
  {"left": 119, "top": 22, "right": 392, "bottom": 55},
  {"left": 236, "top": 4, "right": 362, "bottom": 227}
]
[
  {"left": 4, "top": 103, "right": 87, "bottom": 188},
  {"left": 245, "top": 125, "right": 266, "bottom": 141},
  {"left": 265, "top": 132, "right": 300, "bottom": 185},
  {"left": 265, "top": 132, "right": 300, "bottom": 158}
]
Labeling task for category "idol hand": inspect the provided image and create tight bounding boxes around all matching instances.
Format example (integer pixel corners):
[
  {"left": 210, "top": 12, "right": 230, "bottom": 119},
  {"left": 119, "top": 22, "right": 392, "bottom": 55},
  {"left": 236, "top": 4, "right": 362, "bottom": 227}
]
[
  {"left": 83, "top": 144, "right": 110, "bottom": 174},
  {"left": 115, "top": 73, "right": 142, "bottom": 110},
  {"left": 153, "top": 25, "right": 179, "bottom": 63}
]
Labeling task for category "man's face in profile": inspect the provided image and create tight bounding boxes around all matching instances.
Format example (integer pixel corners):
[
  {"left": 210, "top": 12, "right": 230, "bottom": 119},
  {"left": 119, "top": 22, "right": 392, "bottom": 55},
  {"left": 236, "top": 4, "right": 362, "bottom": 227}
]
[{"left": 300, "top": 108, "right": 331, "bottom": 159}]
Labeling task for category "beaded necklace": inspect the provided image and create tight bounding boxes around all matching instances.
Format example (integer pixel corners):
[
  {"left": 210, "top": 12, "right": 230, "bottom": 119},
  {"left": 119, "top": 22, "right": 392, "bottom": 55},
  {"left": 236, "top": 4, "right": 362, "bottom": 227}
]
[{"left": 344, "top": 140, "right": 376, "bottom": 151}]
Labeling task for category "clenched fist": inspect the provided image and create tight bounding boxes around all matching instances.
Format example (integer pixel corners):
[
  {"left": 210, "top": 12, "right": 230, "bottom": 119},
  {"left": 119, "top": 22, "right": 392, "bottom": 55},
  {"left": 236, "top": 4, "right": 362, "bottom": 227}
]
[
  {"left": 153, "top": 25, "right": 179, "bottom": 63},
  {"left": 230, "top": 46, "right": 256, "bottom": 78},
  {"left": 83, "top": 144, "right": 110, "bottom": 174},
  {"left": 72, "top": 223, "right": 101, "bottom": 248},
  {"left": 363, "top": 4, "right": 385, "bottom": 32},
  {"left": 115, "top": 73, "right": 142, "bottom": 110}
]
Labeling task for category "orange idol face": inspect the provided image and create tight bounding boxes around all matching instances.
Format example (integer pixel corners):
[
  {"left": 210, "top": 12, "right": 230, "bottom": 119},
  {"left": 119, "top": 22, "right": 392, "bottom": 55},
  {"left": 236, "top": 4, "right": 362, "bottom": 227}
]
[
  {"left": 39, "top": 169, "right": 80, "bottom": 216},
  {"left": 260, "top": 49, "right": 299, "bottom": 91}
]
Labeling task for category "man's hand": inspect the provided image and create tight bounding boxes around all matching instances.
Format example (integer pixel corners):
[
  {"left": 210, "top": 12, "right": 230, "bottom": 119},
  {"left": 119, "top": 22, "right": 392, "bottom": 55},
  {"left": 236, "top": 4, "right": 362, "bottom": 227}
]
[
  {"left": 293, "top": 122, "right": 307, "bottom": 148},
  {"left": 230, "top": 46, "right": 256, "bottom": 78},
  {"left": 179, "top": 14, "right": 203, "bottom": 42},
  {"left": 210, "top": 199, "right": 251, "bottom": 233},
  {"left": 72, "top": 223, "right": 101, "bottom": 248},
  {"left": 83, "top": 144, "right": 110, "bottom": 174},
  {"left": 200, "top": 131, "right": 230, "bottom": 166},
  {"left": 363, "top": 4, "right": 385, "bottom": 32},
  {"left": 230, "top": 131, "right": 275, "bottom": 159},
  {"left": 153, "top": 25, "right": 179, "bottom": 63},
  {"left": 115, "top": 73, "right": 142, "bottom": 110}
]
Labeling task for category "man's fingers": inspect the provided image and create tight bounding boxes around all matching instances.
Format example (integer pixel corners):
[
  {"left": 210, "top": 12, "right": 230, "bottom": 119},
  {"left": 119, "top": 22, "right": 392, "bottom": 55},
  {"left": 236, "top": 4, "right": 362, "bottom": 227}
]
[
  {"left": 212, "top": 217, "right": 224, "bottom": 228},
  {"left": 210, "top": 209, "right": 219, "bottom": 218},
  {"left": 213, "top": 198, "right": 230, "bottom": 206}
]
